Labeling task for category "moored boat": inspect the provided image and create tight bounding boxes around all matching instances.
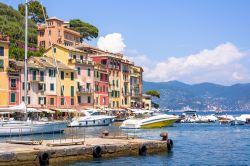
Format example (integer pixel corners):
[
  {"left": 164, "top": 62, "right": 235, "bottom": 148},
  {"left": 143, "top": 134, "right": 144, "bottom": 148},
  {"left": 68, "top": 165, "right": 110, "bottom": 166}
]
[
  {"left": 120, "top": 113, "right": 178, "bottom": 129},
  {"left": 68, "top": 110, "right": 115, "bottom": 127}
]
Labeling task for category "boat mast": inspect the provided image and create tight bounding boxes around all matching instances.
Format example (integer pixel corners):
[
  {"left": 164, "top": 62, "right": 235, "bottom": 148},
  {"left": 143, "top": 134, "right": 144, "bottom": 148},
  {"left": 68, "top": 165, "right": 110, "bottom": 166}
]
[{"left": 24, "top": 0, "right": 28, "bottom": 118}]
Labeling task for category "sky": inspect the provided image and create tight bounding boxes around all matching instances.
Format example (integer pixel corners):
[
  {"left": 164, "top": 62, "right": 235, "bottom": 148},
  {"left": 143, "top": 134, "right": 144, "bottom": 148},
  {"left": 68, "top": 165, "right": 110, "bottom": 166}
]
[{"left": 2, "top": 0, "right": 250, "bottom": 85}]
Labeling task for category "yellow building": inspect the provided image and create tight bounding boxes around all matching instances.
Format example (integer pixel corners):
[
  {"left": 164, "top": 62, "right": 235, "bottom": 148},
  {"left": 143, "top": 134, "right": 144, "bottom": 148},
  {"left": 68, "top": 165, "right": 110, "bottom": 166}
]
[
  {"left": 0, "top": 35, "right": 10, "bottom": 107},
  {"left": 44, "top": 44, "right": 95, "bottom": 109}
]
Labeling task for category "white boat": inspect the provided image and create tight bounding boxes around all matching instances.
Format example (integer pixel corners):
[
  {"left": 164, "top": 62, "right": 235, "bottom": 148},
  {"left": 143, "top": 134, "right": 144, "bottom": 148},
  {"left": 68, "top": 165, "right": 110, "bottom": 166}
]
[
  {"left": 0, "top": 120, "right": 67, "bottom": 136},
  {"left": 68, "top": 110, "right": 116, "bottom": 127},
  {"left": 120, "top": 113, "right": 178, "bottom": 129},
  {"left": 217, "top": 115, "right": 234, "bottom": 124}
]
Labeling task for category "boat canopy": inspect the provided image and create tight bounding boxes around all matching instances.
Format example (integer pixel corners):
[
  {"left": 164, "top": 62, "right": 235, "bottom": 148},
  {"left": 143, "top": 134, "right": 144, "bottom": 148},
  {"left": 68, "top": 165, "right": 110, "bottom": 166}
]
[
  {"left": 53, "top": 108, "right": 77, "bottom": 113},
  {"left": 0, "top": 102, "right": 40, "bottom": 113}
]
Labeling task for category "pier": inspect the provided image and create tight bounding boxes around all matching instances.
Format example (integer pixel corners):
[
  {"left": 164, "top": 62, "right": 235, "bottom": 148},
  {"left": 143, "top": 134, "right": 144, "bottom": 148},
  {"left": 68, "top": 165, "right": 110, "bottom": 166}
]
[{"left": 0, "top": 134, "right": 173, "bottom": 166}]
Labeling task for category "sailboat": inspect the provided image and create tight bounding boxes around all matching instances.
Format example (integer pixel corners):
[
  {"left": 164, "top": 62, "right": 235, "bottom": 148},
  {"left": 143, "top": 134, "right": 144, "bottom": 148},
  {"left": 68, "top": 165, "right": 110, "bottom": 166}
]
[{"left": 0, "top": 1, "right": 67, "bottom": 136}]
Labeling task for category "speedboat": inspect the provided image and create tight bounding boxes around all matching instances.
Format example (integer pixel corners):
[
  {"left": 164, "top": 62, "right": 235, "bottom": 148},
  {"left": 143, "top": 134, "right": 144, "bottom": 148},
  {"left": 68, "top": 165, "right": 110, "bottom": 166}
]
[
  {"left": 217, "top": 115, "right": 234, "bottom": 124},
  {"left": 68, "top": 109, "right": 116, "bottom": 127},
  {"left": 120, "top": 112, "right": 178, "bottom": 129}
]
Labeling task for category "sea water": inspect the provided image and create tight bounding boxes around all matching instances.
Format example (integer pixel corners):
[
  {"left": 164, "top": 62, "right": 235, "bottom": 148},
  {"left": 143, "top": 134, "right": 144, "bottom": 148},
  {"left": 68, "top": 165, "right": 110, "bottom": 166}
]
[{"left": 63, "top": 111, "right": 250, "bottom": 166}]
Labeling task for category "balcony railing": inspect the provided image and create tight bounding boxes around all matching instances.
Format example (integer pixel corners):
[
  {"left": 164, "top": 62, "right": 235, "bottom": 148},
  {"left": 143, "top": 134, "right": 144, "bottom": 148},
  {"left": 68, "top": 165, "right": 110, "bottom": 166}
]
[{"left": 77, "top": 87, "right": 93, "bottom": 94}]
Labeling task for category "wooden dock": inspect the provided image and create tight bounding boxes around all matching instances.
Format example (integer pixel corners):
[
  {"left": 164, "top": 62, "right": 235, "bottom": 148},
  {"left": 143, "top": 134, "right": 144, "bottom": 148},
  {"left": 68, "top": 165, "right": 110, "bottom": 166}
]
[{"left": 0, "top": 137, "right": 173, "bottom": 166}]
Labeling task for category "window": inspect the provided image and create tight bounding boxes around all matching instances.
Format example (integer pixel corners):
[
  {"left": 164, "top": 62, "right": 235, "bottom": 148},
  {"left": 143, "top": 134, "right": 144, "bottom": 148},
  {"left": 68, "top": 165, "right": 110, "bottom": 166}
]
[
  {"left": 10, "top": 93, "right": 16, "bottom": 103},
  {"left": 0, "top": 47, "right": 4, "bottom": 56},
  {"left": 0, "top": 59, "right": 4, "bottom": 70},
  {"left": 70, "top": 86, "right": 74, "bottom": 96},
  {"left": 87, "top": 96, "right": 91, "bottom": 103},
  {"left": 10, "top": 79, "right": 16, "bottom": 88},
  {"left": 61, "top": 85, "right": 64, "bottom": 96},
  {"left": 40, "top": 71, "right": 44, "bottom": 81},
  {"left": 77, "top": 67, "right": 80, "bottom": 75},
  {"left": 61, "top": 98, "right": 65, "bottom": 105},
  {"left": 86, "top": 83, "right": 90, "bottom": 91},
  {"left": 80, "top": 56, "right": 83, "bottom": 60},
  {"left": 38, "top": 97, "right": 43, "bottom": 105},
  {"left": 71, "top": 98, "right": 74, "bottom": 105},
  {"left": 77, "top": 96, "right": 81, "bottom": 104},
  {"left": 73, "top": 55, "right": 76, "bottom": 59},
  {"left": 87, "top": 68, "right": 91, "bottom": 76},
  {"left": 100, "top": 87, "right": 102, "bottom": 92},
  {"left": 50, "top": 98, "right": 54, "bottom": 105},
  {"left": 70, "top": 72, "right": 74, "bottom": 80},
  {"left": 39, "top": 31, "right": 44, "bottom": 37},
  {"left": 103, "top": 85, "right": 105, "bottom": 92},
  {"left": 112, "top": 80, "right": 115, "bottom": 86},
  {"left": 49, "top": 69, "right": 55, "bottom": 77},
  {"left": 32, "top": 70, "right": 36, "bottom": 81},
  {"left": 48, "top": 30, "right": 51, "bottom": 36},
  {"left": 61, "top": 71, "right": 64, "bottom": 80},
  {"left": 50, "top": 83, "right": 54, "bottom": 91},
  {"left": 40, "top": 41, "right": 45, "bottom": 47},
  {"left": 116, "top": 80, "right": 119, "bottom": 87},
  {"left": 125, "top": 98, "right": 128, "bottom": 105},
  {"left": 53, "top": 47, "right": 56, "bottom": 53},
  {"left": 96, "top": 71, "right": 99, "bottom": 78}
]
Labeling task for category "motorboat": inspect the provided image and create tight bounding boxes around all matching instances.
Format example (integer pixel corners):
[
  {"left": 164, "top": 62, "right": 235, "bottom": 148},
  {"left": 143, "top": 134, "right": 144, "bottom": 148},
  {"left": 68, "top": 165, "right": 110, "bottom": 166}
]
[
  {"left": 180, "top": 110, "right": 210, "bottom": 123},
  {"left": 120, "top": 110, "right": 179, "bottom": 129},
  {"left": 230, "top": 114, "right": 250, "bottom": 125},
  {"left": 68, "top": 109, "right": 116, "bottom": 127},
  {"left": 0, "top": 120, "right": 67, "bottom": 136},
  {"left": 217, "top": 115, "right": 234, "bottom": 124}
]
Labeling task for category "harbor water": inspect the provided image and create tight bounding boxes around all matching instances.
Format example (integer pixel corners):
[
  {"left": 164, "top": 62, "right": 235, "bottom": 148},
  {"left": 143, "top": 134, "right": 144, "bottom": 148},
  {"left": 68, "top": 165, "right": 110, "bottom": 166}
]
[{"left": 1, "top": 111, "right": 250, "bottom": 165}]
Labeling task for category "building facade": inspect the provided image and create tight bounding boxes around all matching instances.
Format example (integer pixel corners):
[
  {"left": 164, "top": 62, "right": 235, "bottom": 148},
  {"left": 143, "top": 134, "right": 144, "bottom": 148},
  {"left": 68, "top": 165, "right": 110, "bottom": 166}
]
[
  {"left": 0, "top": 35, "right": 10, "bottom": 107},
  {"left": 45, "top": 44, "right": 94, "bottom": 109},
  {"left": 37, "top": 17, "right": 81, "bottom": 49}
]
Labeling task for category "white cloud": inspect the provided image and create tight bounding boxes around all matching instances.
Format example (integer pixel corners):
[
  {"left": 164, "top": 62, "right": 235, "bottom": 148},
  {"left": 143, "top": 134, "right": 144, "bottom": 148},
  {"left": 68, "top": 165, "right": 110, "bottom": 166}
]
[
  {"left": 97, "top": 33, "right": 126, "bottom": 53},
  {"left": 127, "top": 43, "right": 250, "bottom": 85}
]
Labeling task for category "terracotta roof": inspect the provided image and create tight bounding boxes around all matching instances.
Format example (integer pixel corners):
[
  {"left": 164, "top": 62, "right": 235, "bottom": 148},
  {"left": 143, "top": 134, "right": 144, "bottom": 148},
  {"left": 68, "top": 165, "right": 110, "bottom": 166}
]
[{"left": 32, "top": 57, "right": 75, "bottom": 70}]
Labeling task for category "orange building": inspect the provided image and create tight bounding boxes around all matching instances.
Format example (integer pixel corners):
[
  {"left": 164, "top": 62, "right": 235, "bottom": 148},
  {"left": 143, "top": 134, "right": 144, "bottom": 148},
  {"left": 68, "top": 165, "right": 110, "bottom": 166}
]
[
  {"left": 0, "top": 34, "right": 10, "bottom": 107},
  {"left": 37, "top": 17, "right": 81, "bottom": 49}
]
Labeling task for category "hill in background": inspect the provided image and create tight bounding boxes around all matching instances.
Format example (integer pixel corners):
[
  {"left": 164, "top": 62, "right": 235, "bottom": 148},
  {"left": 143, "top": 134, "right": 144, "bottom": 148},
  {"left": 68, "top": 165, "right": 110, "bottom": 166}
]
[{"left": 143, "top": 80, "right": 250, "bottom": 111}]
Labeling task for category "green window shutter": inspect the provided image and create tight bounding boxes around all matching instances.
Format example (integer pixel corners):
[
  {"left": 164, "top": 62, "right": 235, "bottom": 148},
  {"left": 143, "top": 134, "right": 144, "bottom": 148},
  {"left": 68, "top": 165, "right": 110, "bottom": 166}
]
[
  {"left": 70, "top": 72, "right": 74, "bottom": 80},
  {"left": 10, "top": 93, "right": 16, "bottom": 102},
  {"left": 116, "top": 80, "right": 118, "bottom": 87},
  {"left": 0, "top": 59, "right": 4, "bottom": 69},
  {"left": 61, "top": 71, "right": 64, "bottom": 80},
  {"left": 44, "top": 97, "right": 46, "bottom": 105},
  {"left": 71, "top": 86, "right": 74, "bottom": 96}
]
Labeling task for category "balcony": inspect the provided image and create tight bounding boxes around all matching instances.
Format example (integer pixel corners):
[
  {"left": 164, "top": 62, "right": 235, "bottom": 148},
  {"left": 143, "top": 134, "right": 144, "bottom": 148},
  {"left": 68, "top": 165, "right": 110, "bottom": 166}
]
[{"left": 77, "top": 87, "right": 93, "bottom": 94}]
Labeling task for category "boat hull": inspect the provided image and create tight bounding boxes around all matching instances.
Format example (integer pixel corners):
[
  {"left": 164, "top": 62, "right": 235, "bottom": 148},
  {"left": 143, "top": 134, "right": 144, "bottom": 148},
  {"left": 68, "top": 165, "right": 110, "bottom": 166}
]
[
  {"left": 140, "top": 119, "right": 177, "bottom": 128},
  {"left": 0, "top": 121, "right": 67, "bottom": 137},
  {"left": 68, "top": 118, "right": 114, "bottom": 127}
]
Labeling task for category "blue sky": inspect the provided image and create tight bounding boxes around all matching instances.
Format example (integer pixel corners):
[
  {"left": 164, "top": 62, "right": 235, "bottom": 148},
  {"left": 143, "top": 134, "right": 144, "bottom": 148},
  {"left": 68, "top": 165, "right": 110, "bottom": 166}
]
[{"left": 2, "top": 0, "right": 250, "bottom": 85}]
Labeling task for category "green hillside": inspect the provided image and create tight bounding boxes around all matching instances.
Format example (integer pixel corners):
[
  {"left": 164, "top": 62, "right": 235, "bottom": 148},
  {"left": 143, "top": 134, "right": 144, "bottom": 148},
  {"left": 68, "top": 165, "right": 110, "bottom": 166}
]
[{"left": 0, "top": 2, "right": 43, "bottom": 60}]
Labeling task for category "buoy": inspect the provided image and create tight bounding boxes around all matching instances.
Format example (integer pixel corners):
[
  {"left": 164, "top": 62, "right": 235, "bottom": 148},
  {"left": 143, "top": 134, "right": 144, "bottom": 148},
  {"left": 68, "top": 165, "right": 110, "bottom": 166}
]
[
  {"left": 167, "top": 139, "right": 173, "bottom": 151},
  {"left": 160, "top": 132, "right": 168, "bottom": 141},
  {"left": 39, "top": 152, "right": 49, "bottom": 166},
  {"left": 139, "top": 144, "right": 147, "bottom": 156},
  {"left": 93, "top": 146, "right": 102, "bottom": 158}
]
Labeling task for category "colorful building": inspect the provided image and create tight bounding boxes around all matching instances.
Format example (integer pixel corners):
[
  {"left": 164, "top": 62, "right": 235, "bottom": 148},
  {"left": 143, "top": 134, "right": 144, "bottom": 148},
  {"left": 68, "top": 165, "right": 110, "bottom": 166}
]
[
  {"left": 44, "top": 44, "right": 94, "bottom": 109},
  {"left": 37, "top": 17, "right": 81, "bottom": 49},
  {"left": 130, "top": 65, "right": 143, "bottom": 108},
  {"left": 18, "top": 56, "right": 76, "bottom": 110},
  {"left": 120, "top": 58, "right": 132, "bottom": 108},
  {"left": 93, "top": 63, "right": 109, "bottom": 108},
  {"left": 0, "top": 34, "right": 10, "bottom": 107}
]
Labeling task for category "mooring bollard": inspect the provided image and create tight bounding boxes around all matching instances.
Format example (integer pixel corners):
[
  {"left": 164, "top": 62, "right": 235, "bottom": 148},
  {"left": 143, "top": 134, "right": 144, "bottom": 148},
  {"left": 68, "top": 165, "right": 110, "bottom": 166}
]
[
  {"left": 102, "top": 130, "right": 109, "bottom": 136},
  {"left": 160, "top": 132, "right": 168, "bottom": 141}
]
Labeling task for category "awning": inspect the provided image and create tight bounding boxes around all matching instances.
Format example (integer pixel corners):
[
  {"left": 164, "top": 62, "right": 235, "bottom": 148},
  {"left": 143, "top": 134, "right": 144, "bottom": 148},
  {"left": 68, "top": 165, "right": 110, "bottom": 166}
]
[
  {"left": 40, "top": 109, "right": 55, "bottom": 114},
  {"left": 0, "top": 102, "right": 26, "bottom": 112},
  {"left": 54, "top": 108, "right": 77, "bottom": 113},
  {"left": 27, "top": 108, "right": 42, "bottom": 113}
]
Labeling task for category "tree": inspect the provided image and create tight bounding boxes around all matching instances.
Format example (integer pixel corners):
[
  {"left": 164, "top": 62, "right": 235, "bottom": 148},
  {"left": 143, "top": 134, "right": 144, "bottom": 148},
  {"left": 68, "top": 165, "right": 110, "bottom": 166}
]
[
  {"left": 18, "top": 1, "right": 48, "bottom": 24},
  {"left": 0, "top": 2, "right": 43, "bottom": 60},
  {"left": 146, "top": 90, "right": 160, "bottom": 98},
  {"left": 69, "top": 19, "right": 99, "bottom": 42}
]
